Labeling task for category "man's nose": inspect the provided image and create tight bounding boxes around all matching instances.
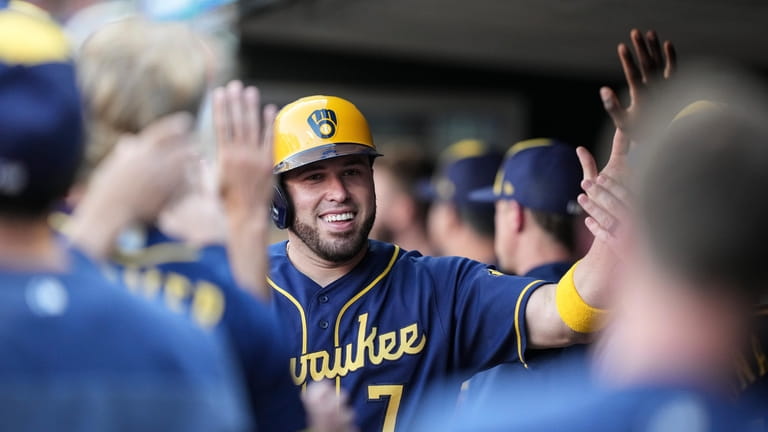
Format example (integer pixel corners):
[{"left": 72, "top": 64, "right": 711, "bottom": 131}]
[{"left": 325, "top": 174, "right": 350, "bottom": 203}]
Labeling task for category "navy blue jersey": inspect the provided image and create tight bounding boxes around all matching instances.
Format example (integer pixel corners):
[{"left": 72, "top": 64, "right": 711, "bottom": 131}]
[
  {"left": 267, "top": 239, "right": 548, "bottom": 432},
  {"left": 524, "top": 261, "right": 573, "bottom": 281},
  {"left": 0, "top": 247, "right": 249, "bottom": 431},
  {"left": 463, "top": 261, "right": 590, "bottom": 409},
  {"left": 110, "top": 226, "right": 306, "bottom": 432}
]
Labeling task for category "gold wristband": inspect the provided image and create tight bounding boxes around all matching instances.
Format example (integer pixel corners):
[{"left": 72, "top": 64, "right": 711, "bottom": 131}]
[{"left": 555, "top": 261, "right": 607, "bottom": 333}]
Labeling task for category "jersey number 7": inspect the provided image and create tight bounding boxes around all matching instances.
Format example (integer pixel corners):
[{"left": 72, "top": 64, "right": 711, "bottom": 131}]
[{"left": 368, "top": 384, "right": 404, "bottom": 432}]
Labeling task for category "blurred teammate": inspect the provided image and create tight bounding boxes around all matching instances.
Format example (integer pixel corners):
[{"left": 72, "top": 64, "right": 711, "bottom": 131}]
[
  {"left": 65, "top": 18, "right": 306, "bottom": 431},
  {"left": 461, "top": 138, "right": 586, "bottom": 405},
  {"left": 0, "top": 3, "right": 248, "bottom": 430},
  {"left": 470, "top": 138, "right": 582, "bottom": 276},
  {"left": 370, "top": 147, "right": 436, "bottom": 256},
  {"left": 422, "top": 139, "right": 502, "bottom": 263},
  {"left": 560, "top": 89, "right": 765, "bottom": 432}
]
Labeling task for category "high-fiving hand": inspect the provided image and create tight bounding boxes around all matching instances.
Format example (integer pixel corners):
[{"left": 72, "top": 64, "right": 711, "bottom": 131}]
[
  {"left": 212, "top": 80, "right": 278, "bottom": 301},
  {"left": 575, "top": 29, "right": 677, "bottom": 256},
  {"left": 600, "top": 29, "right": 677, "bottom": 136}
]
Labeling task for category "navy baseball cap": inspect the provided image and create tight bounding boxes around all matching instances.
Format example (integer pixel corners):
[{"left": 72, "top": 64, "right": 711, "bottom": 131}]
[
  {"left": 469, "top": 138, "right": 582, "bottom": 215},
  {"left": 0, "top": 3, "right": 83, "bottom": 212},
  {"left": 417, "top": 139, "right": 503, "bottom": 206}
]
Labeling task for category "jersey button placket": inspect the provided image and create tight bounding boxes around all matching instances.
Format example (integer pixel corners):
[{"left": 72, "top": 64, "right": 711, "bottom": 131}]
[{"left": 316, "top": 294, "right": 330, "bottom": 329}]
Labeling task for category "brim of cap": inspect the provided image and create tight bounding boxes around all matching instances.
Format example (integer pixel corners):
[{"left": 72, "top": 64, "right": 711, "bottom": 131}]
[
  {"left": 468, "top": 186, "right": 498, "bottom": 203},
  {"left": 274, "top": 143, "right": 381, "bottom": 174}
]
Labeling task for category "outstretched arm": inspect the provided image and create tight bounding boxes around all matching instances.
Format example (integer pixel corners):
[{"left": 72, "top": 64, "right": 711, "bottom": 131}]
[{"left": 212, "top": 80, "right": 277, "bottom": 301}]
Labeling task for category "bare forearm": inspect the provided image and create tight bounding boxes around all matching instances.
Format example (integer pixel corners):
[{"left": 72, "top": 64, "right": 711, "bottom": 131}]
[
  {"left": 68, "top": 199, "right": 132, "bottom": 260},
  {"left": 573, "top": 240, "right": 616, "bottom": 309},
  {"left": 526, "top": 283, "right": 569, "bottom": 348},
  {"left": 526, "top": 283, "right": 592, "bottom": 349}
]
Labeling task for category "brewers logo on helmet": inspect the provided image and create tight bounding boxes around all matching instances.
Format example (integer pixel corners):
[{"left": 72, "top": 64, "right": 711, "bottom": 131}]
[{"left": 271, "top": 95, "right": 381, "bottom": 229}]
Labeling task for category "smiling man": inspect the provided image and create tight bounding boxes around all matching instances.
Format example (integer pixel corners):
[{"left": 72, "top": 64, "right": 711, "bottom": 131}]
[
  {"left": 284, "top": 154, "right": 376, "bottom": 266},
  {"left": 212, "top": 93, "right": 620, "bottom": 432}
]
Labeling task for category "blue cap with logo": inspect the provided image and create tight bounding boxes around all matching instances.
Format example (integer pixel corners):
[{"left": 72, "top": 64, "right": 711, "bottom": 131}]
[
  {"left": 0, "top": 2, "right": 83, "bottom": 211},
  {"left": 469, "top": 138, "right": 582, "bottom": 215},
  {"left": 417, "top": 139, "right": 503, "bottom": 206}
]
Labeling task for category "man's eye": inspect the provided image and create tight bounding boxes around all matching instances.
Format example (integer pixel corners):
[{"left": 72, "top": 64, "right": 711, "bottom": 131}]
[
  {"left": 305, "top": 173, "right": 322, "bottom": 181},
  {"left": 343, "top": 169, "right": 361, "bottom": 176}
]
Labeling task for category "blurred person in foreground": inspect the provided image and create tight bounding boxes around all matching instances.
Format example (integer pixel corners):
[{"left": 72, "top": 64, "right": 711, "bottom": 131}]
[
  {"left": 580, "top": 90, "right": 766, "bottom": 432},
  {"left": 64, "top": 17, "right": 313, "bottom": 431},
  {"left": 0, "top": 3, "right": 248, "bottom": 430},
  {"left": 370, "top": 147, "right": 436, "bottom": 256},
  {"left": 422, "top": 139, "right": 502, "bottom": 263}
]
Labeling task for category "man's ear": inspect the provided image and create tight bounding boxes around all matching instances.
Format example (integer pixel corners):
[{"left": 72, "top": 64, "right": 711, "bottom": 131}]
[
  {"left": 512, "top": 201, "right": 526, "bottom": 233},
  {"left": 498, "top": 200, "right": 524, "bottom": 233}
]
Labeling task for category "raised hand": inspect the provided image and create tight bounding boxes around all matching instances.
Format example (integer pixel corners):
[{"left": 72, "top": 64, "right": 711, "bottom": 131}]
[
  {"left": 601, "top": 29, "right": 677, "bottom": 135},
  {"left": 574, "top": 29, "right": 677, "bottom": 254},
  {"left": 542, "top": 30, "right": 676, "bottom": 338},
  {"left": 575, "top": 130, "right": 635, "bottom": 259},
  {"left": 578, "top": 29, "right": 677, "bottom": 251},
  {"left": 213, "top": 80, "right": 277, "bottom": 219},
  {"left": 212, "top": 80, "right": 278, "bottom": 300}
]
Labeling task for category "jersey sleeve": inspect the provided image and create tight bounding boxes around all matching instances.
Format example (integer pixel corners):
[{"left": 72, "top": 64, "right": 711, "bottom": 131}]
[
  {"left": 428, "top": 257, "right": 548, "bottom": 374},
  {"left": 223, "top": 287, "right": 307, "bottom": 431},
  {"left": 197, "top": 246, "right": 306, "bottom": 431}
]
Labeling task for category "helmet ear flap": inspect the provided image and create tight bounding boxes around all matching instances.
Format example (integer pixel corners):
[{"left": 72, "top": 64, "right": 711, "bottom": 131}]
[{"left": 271, "top": 182, "right": 292, "bottom": 230}]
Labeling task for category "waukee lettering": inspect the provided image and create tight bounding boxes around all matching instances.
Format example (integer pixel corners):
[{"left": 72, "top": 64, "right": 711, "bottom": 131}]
[{"left": 290, "top": 313, "right": 427, "bottom": 385}]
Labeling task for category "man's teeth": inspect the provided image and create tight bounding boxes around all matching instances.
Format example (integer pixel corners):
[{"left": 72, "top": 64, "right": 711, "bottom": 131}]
[{"left": 324, "top": 212, "right": 354, "bottom": 222}]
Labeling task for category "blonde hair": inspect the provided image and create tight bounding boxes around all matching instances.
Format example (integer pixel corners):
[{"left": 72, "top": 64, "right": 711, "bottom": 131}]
[{"left": 77, "top": 17, "right": 207, "bottom": 180}]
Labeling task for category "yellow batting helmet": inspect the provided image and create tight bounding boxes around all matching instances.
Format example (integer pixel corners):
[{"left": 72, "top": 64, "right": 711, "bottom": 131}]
[{"left": 273, "top": 95, "right": 380, "bottom": 174}]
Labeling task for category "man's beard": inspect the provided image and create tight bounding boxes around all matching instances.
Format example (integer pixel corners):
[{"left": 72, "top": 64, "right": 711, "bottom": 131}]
[{"left": 290, "top": 210, "right": 376, "bottom": 263}]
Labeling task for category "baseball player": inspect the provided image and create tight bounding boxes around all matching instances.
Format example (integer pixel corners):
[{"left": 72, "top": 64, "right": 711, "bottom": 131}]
[
  {"left": 0, "top": 3, "right": 249, "bottom": 430},
  {"left": 420, "top": 139, "right": 502, "bottom": 263},
  {"left": 65, "top": 19, "right": 306, "bottom": 431},
  {"left": 469, "top": 139, "right": 582, "bottom": 278},
  {"left": 461, "top": 138, "right": 588, "bottom": 406},
  {"left": 210, "top": 89, "right": 625, "bottom": 432}
]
